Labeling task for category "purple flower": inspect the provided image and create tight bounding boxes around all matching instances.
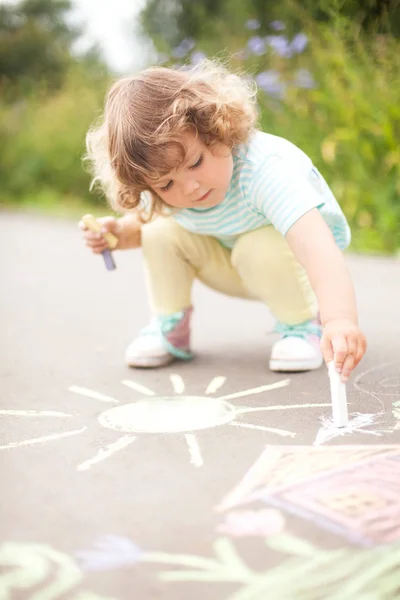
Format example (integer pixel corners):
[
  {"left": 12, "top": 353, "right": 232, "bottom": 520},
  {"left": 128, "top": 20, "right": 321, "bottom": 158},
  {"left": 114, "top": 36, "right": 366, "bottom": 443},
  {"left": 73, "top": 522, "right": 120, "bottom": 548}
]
[
  {"left": 172, "top": 38, "right": 195, "bottom": 59},
  {"left": 172, "top": 47, "right": 188, "bottom": 59},
  {"left": 265, "top": 35, "right": 293, "bottom": 58},
  {"left": 270, "top": 20, "right": 286, "bottom": 31},
  {"left": 294, "top": 68, "right": 316, "bottom": 88},
  {"left": 245, "top": 18, "right": 261, "bottom": 30},
  {"left": 256, "top": 69, "right": 280, "bottom": 86},
  {"left": 217, "top": 509, "right": 286, "bottom": 538},
  {"left": 75, "top": 535, "right": 142, "bottom": 571},
  {"left": 190, "top": 51, "right": 207, "bottom": 64},
  {"left": 290, "top": 33, "right": 308, "bottom": 54},
  {"left": 256, "top": 70, "right": 286, "bottom": 99},
  {"left": 247, "top": 35, "right": 266, "bottom": 56}
]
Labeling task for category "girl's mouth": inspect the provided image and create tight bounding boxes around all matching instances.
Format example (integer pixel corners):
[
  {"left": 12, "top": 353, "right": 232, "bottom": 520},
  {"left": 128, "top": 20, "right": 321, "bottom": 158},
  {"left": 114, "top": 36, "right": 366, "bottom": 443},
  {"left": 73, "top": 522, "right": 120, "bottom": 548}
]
[{"left": 194, "top": 189, "right": 212, "bottom": 202}]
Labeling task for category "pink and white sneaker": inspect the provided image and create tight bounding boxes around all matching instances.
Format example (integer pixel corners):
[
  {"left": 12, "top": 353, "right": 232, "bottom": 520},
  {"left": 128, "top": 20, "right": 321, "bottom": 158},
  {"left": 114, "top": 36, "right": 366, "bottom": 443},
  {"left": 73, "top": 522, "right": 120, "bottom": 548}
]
[
  {"left": 125, "top": 307, "right": 193, "bottom": 369},
  {"left": 269, "top": 318, "right": 323, "bottom": 372}
]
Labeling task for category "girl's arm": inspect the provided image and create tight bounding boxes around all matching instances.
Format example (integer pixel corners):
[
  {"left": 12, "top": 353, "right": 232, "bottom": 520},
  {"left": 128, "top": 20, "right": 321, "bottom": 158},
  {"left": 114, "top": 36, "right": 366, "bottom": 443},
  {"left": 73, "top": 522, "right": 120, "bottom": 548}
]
[{"left": 285, "top": 207, "right": 367, "bottom": 381}]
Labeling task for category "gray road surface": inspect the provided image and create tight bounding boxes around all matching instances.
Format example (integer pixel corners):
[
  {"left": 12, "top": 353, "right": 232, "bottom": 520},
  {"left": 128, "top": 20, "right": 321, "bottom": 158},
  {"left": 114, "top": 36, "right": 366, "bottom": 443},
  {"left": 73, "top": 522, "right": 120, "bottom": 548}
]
[{"left": 1, "top": 211, "right": 400, "bottom": 600}]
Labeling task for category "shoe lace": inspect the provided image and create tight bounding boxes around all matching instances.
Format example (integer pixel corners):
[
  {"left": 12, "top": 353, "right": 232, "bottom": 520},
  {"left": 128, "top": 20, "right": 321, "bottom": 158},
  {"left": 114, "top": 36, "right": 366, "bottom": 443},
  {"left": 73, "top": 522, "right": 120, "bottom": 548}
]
[
  {"left": 159, "top": 310, "right": 193, "bottom": 361},
  {"left": 140, "top": 311, "right": 185, "bottom": 337},
  {"left": 158, "top": 311, "right": 186, "bottom": 334},
  {"left": 139, "top": 311, "right": 193, "bottom": 361},
  {"left": 274, "top": 319, "right": 321, "bottom": 338}
]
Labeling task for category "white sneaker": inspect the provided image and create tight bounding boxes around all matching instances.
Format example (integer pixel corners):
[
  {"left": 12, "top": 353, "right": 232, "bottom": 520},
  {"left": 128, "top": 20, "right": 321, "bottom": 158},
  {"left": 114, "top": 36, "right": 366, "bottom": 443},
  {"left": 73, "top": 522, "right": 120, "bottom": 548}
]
[
  {"left": 269, "top": 335, "right": 323, "bottom": 372},
  {"left": 125, "top": 332, "right": 175, "bottom": 368},
  {"left": 125, "top": 307, "right": 193, "bottom": 369}
]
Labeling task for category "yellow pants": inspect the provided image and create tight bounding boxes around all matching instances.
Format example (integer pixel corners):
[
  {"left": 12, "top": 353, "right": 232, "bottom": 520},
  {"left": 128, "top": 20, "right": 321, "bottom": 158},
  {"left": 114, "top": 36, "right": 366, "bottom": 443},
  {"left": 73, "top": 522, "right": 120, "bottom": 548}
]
[{"left": 141, "top": 217, "right": 318, "bottom": 324}]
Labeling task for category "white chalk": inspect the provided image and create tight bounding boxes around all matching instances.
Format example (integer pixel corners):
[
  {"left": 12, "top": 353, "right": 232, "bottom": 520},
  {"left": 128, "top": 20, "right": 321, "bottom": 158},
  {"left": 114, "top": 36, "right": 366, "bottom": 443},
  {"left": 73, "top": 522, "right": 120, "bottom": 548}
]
[{"left": 328, "top": 361, "right": 348, "bottom": 428}]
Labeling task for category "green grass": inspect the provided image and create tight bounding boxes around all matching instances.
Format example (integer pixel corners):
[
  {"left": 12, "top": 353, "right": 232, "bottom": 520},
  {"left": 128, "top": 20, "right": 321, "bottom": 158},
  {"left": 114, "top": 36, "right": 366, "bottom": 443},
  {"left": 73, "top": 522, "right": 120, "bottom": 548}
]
[{"left": 0, "top": 193, "right": 111, "bottom": 222}]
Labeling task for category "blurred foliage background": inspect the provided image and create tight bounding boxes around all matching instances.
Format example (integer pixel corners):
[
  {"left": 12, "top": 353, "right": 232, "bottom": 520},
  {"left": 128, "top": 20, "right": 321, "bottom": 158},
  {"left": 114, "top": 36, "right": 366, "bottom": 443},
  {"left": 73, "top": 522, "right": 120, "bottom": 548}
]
[{"left": 1, "top": 0, "right": 399, "bottom": 253}]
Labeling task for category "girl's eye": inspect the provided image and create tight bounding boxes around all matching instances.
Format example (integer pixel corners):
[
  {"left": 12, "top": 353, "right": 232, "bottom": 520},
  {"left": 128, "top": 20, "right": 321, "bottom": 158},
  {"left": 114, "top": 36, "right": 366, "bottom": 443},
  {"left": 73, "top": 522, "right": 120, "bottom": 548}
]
[
  {"left": 160, "top": 181, "right": 172, "bottom": 192},
  {"left": 190, "top": 155, "right": 203, "bottom": 169},
  {"left": 159, "top": 155, "right": 202, "bottom": 191}
]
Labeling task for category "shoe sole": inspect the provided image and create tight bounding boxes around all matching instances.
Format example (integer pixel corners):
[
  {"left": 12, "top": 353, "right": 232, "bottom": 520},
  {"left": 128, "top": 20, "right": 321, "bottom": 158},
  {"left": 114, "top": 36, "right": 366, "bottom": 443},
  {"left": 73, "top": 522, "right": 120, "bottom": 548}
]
[
  {"left": 269, "top": 358, "right": 323, "bottom": 372},
  {"left": 126, "top": 354, "right": 176, "bottom": 369}
]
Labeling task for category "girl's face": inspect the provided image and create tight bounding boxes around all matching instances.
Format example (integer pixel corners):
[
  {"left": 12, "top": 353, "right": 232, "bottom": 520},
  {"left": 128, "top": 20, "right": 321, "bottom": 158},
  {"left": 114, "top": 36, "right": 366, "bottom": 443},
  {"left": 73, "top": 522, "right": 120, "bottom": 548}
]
[{"left": 145, "top": 132, "right": 233, "bottom": 209}]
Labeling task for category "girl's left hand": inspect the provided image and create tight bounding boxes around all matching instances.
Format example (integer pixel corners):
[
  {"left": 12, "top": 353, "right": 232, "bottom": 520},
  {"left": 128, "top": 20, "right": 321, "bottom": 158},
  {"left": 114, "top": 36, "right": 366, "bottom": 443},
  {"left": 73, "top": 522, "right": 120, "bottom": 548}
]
[{"left": 320, "top": 318, "right": 367, "bottom": 382}]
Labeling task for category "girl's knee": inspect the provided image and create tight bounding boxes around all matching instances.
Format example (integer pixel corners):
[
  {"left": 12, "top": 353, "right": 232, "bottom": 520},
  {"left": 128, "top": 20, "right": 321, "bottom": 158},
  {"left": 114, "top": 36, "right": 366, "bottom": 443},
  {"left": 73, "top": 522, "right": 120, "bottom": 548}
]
[{"left": 141, "top": 217, "right": 183, "bottom": 250}]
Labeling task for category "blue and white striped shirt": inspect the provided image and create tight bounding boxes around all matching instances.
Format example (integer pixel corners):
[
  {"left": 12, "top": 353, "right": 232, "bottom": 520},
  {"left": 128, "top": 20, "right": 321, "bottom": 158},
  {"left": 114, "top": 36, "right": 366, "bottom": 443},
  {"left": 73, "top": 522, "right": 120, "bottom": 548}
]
[{"left": 172, "top": 131, "right": 351, "bottom": 250}]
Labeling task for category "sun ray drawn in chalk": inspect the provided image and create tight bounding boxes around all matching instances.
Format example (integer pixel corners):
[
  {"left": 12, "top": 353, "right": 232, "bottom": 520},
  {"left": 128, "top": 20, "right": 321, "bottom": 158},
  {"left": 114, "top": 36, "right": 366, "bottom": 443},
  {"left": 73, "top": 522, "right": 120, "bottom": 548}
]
[
  {"left": 170, "top": 374, "right": 185, "bottom": 394},
  {"left": 2, "top": 375, "right": 330, "bottom": 470},
  {"left": 0, "top": 428, "right": 87, "bottom": 450},
  {"left": 205, "top": 376, "right": 226, "bottom": 395},
  {"left": 4, "top": 364, "right": 399, "bottom": 469},
  {"left": 70, "top": 377, "right": 303, "bottom": 471},
  {"left": 3, "top": 361, "right": 398, "bottom": 468},
  {"left": 0, "top": 410, "right": 73, "bottom": 417}
]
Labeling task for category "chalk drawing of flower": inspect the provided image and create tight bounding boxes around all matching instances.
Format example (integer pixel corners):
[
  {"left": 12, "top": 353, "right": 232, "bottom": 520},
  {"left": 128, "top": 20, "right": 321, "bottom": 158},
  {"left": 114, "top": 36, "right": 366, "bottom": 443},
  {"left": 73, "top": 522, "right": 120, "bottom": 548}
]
[
  {"left": 75, "top": 535, "right": 142, "bottom": 571},
  {"left": 0, "top": 541, "right": 119, "bottom": 599},
  {"left": 151, "top": 536, "right": 400, "bottom": 598},
  {"left": 102, "top": 534, "right": 400, "bottom": 599}
]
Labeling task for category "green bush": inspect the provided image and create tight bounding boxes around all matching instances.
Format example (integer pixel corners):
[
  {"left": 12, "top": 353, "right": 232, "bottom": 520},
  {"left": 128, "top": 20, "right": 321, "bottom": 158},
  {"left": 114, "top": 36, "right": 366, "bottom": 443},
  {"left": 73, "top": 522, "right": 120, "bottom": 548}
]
[
  {"left": 254, "top": 27, "right": 400, "bottom": 253},
  {"left": 155, "top": 2, "right": 400, "bottom": 253},
  {"left": 0, "top": 66, "right": 110, "bottom": 213},
  {"left": 2, "top": 1, "right": 399, "bottom": 253}
]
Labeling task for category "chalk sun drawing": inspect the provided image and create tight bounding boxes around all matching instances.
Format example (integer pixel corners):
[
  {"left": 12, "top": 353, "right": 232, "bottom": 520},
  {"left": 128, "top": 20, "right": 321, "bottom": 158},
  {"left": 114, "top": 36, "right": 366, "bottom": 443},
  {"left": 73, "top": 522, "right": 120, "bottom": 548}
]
[{"left": 0, "top": 374, "right": 333, "bottom": 471}]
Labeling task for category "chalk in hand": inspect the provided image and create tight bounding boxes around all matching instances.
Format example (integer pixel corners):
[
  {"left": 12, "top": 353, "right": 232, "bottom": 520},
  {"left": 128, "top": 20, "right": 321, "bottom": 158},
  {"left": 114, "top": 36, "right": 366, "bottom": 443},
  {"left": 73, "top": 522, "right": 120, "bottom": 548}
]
[
  {"left": 328, "top": 361, "right": 349, "bottom": 428},
  {"left": 82, "top": 214, "right": 118, "bottom": 271},
  {"left": 101, "top": 249, "right": 116, "bottom": 270}
]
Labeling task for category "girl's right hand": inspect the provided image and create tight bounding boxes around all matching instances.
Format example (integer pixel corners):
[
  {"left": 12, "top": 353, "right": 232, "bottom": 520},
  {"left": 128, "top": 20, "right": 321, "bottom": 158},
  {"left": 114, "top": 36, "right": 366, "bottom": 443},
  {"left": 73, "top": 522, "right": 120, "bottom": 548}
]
[
  {"left": 79, "top": 214, "right": 142, "bottom": 253},
  {"left": 79, "top": 216, "right": 121, "bottom": 254}
]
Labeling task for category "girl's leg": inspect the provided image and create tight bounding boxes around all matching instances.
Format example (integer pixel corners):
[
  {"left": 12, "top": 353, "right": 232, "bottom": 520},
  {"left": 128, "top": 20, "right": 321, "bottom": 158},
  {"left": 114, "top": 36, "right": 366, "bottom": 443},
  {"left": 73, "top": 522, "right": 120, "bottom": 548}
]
[
  {"left": 231, "top": 226, "right": 317, "bottom": 323},
  {"left": 141, "top": 217, "right": 251, "bottom": 314},
  {"left": 126, "top": 217, "right": 251, "bottom": 367},
  {"left": 231, "top": 226, "right": 322, "bottom": 371}
]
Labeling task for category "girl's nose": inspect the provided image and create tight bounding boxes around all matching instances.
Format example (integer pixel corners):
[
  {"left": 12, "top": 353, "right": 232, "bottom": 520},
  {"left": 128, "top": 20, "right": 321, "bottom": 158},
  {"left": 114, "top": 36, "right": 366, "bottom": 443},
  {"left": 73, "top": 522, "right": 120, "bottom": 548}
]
[{"left": 182, "top": 179, "right": 200, "bottom": 196}]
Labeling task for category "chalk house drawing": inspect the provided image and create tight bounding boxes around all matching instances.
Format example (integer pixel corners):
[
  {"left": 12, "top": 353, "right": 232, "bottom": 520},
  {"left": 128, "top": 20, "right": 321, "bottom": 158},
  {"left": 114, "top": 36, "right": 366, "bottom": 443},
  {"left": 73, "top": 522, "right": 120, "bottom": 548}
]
[
  {"left": 73, "top": 445, "right": 400, "bottom": 599},
  {"left": 0, "top": 374, "right": 338, "bottom": 470},
  {"left": 218, "top": 444, "right": 400, "bottom": 547}
]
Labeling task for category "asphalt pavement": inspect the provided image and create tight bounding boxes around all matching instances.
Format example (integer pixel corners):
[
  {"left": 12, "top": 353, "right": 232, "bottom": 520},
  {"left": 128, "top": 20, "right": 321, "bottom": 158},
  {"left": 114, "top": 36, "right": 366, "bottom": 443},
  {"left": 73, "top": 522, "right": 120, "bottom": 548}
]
[{"left": 1, "top": 211, "right": 400, "bottom": 600}]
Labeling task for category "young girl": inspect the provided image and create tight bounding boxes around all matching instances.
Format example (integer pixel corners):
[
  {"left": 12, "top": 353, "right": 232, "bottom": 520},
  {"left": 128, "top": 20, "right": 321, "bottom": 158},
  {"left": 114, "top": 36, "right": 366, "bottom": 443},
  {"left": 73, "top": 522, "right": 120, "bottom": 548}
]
[{"left": 80, "top": 60, "right": 367, "bottom": 382}]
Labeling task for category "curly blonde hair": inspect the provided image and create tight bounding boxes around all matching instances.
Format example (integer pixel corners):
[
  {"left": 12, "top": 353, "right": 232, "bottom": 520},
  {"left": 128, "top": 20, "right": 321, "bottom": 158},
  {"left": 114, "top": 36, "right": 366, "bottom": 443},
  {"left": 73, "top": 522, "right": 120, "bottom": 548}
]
[{"left": 85, "top": 59, "right": 258, "bottom": 218}]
